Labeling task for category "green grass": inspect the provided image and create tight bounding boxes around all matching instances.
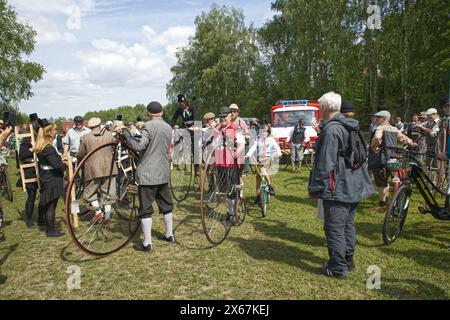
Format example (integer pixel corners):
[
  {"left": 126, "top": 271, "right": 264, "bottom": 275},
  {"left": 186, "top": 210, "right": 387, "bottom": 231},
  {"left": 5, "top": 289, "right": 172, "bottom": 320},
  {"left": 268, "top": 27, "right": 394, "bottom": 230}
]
[{"left": 0, "top": 159, "right": 449, "bottom": 300}]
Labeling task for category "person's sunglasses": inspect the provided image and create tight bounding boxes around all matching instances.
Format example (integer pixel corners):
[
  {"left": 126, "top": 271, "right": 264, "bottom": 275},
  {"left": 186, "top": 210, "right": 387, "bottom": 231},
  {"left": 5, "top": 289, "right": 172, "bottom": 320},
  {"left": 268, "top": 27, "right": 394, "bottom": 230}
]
[{"left": 230, "top": 110, "right": 239, "bottom": 113}]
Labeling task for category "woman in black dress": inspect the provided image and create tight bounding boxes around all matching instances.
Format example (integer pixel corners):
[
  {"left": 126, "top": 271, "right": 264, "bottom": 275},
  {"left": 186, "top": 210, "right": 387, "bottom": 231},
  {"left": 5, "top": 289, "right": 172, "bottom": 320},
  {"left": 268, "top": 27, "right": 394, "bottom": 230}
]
[{"left": 34, "top": 120, "right": 67, "bottom": 237}]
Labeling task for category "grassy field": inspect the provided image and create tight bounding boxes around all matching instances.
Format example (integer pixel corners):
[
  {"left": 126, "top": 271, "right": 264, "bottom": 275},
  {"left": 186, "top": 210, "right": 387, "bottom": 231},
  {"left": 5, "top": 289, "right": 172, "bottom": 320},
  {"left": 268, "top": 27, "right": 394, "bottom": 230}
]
[{"left": 0, "top": 159, "right": 449, "bottom": 300}]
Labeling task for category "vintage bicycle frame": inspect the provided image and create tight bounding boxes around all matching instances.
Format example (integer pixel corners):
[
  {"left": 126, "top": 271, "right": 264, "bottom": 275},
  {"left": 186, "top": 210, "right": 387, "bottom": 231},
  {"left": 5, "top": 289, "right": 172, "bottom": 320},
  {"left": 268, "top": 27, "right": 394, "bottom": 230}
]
[{"left": 404, "top": 159, "right": 450, "bottom": 221}]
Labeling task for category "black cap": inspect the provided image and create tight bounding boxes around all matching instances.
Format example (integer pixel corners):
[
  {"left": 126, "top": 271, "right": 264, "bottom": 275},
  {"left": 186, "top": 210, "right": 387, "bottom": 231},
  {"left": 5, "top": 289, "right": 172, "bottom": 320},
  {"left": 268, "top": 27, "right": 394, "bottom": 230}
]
[
  {"left": 177, "top": 94, "right": 186, "bottom": 103},
  {"left": 29, "top": 113, "right": 39, "bottom": 122},
  {"left": 147, "top": 101, "right": 163, "bottom": 114},
  {"left": 440, "top": 97, "right": 449, "bottom": 108},
  {"left": 74, "top": 116, "right": 83, "bottom": 122},
  {"left": 116, "top": 115, "right": 123, "bottom": 121},
  {"left": 341, "top": 101, "right": 354, "bottom": 113},
  {"left": 38, "top": 118, "right": 51, "bottom": 128},
  {"left": 218, "top": 106, "right": 230, "bottom": 117},
  {"left": 127, "top": 122, "right": 135, "bottom": 126},
  {"left": 136, "top": 117, "right": 143, "bottom": 122}
]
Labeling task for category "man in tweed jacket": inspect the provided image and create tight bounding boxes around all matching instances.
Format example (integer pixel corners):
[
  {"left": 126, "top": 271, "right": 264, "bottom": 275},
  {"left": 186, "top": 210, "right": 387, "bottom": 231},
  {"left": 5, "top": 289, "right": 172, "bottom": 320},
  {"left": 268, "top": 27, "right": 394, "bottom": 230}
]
[{"left": 119, "top": 101, "right": 174, "bottom": 253}]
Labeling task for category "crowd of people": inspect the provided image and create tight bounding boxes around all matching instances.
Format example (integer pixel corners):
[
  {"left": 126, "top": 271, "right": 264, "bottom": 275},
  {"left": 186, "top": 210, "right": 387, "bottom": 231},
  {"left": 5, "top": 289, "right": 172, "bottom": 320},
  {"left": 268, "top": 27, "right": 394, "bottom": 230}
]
[{"left": 0, "top": 93, "right": 449, "bottom": 281}]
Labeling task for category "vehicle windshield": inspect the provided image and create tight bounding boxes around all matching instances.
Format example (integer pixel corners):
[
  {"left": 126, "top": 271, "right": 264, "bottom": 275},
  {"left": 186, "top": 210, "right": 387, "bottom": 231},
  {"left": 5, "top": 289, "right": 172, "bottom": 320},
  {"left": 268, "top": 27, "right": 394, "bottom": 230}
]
[{"left": 272, "top": 110, "right": 315, "bottom": 127}]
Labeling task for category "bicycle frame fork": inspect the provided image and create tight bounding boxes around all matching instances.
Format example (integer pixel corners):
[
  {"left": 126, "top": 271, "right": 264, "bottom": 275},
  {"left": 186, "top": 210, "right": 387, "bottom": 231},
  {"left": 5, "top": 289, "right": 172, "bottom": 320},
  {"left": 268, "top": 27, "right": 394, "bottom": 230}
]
[{"left": 409, "top": 163, "right": 443, "bottom": 213}]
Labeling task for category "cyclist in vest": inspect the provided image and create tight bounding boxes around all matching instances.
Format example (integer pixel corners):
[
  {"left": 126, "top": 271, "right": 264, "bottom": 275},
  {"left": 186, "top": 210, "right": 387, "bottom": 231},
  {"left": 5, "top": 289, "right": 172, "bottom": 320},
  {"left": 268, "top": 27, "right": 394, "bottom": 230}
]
[
  {"left": 287, "top": 119, "right": 310, "bottom": 172},
  {"left": 171, "top": 94, "right": 198, "bottom": 129},
  {"left": 369, "top": 110, "right": 417, "bottom": 211}
]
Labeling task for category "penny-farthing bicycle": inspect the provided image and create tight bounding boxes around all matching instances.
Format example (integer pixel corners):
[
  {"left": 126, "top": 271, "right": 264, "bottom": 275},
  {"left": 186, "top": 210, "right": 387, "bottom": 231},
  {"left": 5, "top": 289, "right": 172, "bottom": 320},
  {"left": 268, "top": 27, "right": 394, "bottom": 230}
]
[
  {"left": 169, "top": 128, "right": 193, "bottom": 202},
  {"left": 65, "top": 130, "right": 140, "bottom": 257},
  {"left": 200, "top": 132, "right": 247, "bottom": 245}
]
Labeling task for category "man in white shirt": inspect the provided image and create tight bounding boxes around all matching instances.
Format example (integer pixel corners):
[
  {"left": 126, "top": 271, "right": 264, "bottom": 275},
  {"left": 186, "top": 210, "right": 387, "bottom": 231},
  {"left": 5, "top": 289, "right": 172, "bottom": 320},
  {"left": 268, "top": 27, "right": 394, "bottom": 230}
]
[{"left": 63, "top": 116, "right": 91, "bottom": 158}]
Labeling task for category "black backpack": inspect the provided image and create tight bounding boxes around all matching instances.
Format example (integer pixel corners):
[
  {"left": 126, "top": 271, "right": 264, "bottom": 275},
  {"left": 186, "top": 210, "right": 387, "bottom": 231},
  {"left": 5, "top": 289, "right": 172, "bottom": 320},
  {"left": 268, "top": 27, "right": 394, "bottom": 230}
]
[{"left": 329, "top": 120, "right": 368, "bottom": 170}]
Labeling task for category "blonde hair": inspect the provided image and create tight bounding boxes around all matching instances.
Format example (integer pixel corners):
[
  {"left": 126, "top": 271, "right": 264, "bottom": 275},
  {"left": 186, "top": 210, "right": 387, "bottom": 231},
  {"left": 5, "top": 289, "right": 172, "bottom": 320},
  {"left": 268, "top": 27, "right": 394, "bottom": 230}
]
[{"left": 34, "top": 124, "right": 57, "bottom": 154}]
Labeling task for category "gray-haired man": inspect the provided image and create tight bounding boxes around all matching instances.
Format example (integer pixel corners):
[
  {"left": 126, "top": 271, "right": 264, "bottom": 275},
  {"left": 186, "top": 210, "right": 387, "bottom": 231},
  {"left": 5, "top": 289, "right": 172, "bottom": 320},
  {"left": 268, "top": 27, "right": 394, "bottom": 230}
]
[
  {"left": 308, "top": 92, "right": 374, "bottom": 279},
  {"left": 118, "top": 101, "right": 174, "bottom": 253}
]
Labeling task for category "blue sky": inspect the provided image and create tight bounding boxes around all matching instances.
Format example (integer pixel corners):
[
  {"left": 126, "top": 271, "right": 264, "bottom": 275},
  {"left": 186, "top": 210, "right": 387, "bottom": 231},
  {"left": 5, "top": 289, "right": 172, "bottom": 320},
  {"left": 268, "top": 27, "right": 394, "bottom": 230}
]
[{"left": 9, "top": 0, "right": 274, "bottom": 118}]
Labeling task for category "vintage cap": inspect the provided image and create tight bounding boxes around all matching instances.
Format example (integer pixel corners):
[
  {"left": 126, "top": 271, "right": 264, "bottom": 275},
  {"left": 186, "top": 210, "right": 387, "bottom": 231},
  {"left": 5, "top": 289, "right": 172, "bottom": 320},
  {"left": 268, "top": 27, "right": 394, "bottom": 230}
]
[
  {"left": 426, "top": 108, "right": 438, "bottom": 115},
  {"left": 147, "top": 101, "right": 163, "bottom": 114},
  {"left": 373, "top": 110, "right": 391, "bottom": 119},
  {"left": 88, "top": 117, "right": 101, "bottom": 128},
  {"left": 203, "top": 112, "right": 215, "bottom": 120}
]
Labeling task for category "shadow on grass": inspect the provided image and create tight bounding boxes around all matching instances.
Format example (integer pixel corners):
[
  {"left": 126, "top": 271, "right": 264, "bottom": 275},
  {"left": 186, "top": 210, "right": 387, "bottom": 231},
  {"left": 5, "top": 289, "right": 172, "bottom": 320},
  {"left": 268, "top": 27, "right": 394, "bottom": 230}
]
[
  {"left": 251, "top": 219, "right": 325, "bottom": 247},
  {"left": 272, "top": 194, "right": 317, "bottom": 208},
  {"left": 172, "top": 214, "right": 213, "bottom": 250},
  {"left": 229, "top": 237, "right": 325, "bottom": 274},
  {"left": 380, "top": 277, "right": 449, "bottom": 299},
  {"left": 59, "top": 242, "right": 101, "bottom": 263},
  {"left": 381, "top": 247, "right": 450, "bottom": 273},
  {"left": 0, "top": 244, "right": 19, "bottom": 285},
  {"left": 356, "top": 220, "right": 450, "bottom": 248}
]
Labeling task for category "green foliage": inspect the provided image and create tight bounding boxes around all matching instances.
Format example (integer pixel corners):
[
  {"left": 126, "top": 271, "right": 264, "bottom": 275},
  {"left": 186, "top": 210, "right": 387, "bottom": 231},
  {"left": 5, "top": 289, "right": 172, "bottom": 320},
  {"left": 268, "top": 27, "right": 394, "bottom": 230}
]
[
  {"left": 82, "top": 104, "right": 173, "bottom": 124},
  {"left": 167, "top": 4, "right": 262, "bottom": 119},
  {"left": 84, "top": 104, "right": 148, "bottom": 124},
  {"left": 168, "top": 1, "right": 449, "bottom": 126},
  {"left": 0, "top": 0, "right": 45, "bottom": 106}
]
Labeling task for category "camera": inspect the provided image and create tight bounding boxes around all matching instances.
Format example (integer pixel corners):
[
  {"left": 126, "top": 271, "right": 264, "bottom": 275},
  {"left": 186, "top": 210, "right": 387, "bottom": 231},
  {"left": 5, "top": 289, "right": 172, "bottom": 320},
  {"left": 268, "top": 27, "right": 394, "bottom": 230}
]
[{"left": 3, "top": 111, "right": 16, "bottom": 128}]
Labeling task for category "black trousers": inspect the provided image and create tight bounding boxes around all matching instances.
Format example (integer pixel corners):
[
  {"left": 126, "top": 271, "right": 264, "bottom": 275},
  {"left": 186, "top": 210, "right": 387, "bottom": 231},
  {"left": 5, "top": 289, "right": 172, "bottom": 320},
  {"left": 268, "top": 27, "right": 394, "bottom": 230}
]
[{"left": 323, "top": 200, "right": 358, "bottom": 276}]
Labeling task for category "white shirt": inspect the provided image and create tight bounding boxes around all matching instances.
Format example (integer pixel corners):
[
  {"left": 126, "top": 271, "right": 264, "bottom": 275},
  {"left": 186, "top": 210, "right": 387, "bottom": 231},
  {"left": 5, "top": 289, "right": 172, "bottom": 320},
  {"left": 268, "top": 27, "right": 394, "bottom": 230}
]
[
  {"left": 63, "top": 127, "right": 91, "bottom": 155},
  {"left": 246, "top": 137, "right": 282, "bottom": 158}
]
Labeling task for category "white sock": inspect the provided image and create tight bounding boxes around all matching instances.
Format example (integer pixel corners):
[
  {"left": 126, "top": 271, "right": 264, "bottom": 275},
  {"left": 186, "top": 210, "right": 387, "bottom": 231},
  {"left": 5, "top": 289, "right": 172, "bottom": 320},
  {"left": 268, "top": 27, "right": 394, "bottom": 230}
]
[
  {"left": 164, "top": 213, "right": 173, "bottom": 238},
  {"left": 91, "top": 200, "right": 101, "bottom": 214},
  {"left": 104, "top": 205, "right": 112, "bottom": 220},
  {"left": 141, "top": 217, "right": 153, "bottom": 246},
  {"left": 227, "top": 199, "right": 235, "bottom": 215}
]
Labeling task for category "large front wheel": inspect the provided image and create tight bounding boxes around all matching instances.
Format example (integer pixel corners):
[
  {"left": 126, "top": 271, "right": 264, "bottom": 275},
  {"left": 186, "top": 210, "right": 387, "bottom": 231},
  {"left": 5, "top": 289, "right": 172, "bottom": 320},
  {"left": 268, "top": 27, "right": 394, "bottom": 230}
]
[
  {"left": 200, "top": 151, "right": 235, "bottom": 245},
  {"left": 383, "top": 184, "right": 410, "bottom": 245},
  {"left": 65, "top": 141, "right": 140, "bottom": 257}
]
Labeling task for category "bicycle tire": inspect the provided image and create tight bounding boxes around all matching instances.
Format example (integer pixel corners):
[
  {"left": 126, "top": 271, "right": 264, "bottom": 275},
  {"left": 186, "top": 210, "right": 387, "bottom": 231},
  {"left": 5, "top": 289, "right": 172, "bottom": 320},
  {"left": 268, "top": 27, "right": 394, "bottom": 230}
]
[
  {"left": 234, "top": 194, "right": 247, "bottom": 227},
  {"left": 200, "top": 151, "right": 233, "bottom": 245},
  {"left": 65, "top": 141, "right": 140, "bottom": 257},
  {"left": 260, "top": 188, "right": 267, "bottom": 217},
  {"left": 382, "top": 184, "right": 410, "bottom": 245}
]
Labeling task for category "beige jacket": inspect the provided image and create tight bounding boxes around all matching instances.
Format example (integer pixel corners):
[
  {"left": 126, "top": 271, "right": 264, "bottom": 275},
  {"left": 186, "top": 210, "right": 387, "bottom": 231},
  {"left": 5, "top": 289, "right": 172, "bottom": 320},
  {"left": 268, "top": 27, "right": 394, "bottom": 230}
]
[{"left": 77, "top": 128, "right": 118, "bottom": 182}]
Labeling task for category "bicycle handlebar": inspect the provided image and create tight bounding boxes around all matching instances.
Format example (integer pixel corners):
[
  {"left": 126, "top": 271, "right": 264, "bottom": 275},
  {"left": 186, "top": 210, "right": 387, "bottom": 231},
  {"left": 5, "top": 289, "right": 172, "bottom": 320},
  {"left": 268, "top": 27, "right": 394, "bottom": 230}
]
[{"left": 384, "top": 146, "right": 436, "bottom": 158}]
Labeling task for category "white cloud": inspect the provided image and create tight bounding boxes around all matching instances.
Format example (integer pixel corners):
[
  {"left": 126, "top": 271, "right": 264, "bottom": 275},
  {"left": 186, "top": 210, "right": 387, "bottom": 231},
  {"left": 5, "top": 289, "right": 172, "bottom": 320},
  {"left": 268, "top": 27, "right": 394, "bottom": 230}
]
[
  {"left": 75, "top": 25, "right": 195, "bottom": 88},
  {"left": 15, "top": 14, "right": 79, "bottom": 45},
  {"left": 9, "top": 0, "right": 95, "bottom": 16},
  {"left": 9, "top": 0, "right": 96, "bottom": 45}
]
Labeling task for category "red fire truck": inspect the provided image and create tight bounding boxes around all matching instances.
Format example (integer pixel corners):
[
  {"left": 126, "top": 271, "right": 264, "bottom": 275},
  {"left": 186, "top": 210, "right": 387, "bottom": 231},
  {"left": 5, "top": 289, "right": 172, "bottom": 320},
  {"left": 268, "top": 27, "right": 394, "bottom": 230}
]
[{"left": 271, "top": 100, "right": 320, "bottom": 151}]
